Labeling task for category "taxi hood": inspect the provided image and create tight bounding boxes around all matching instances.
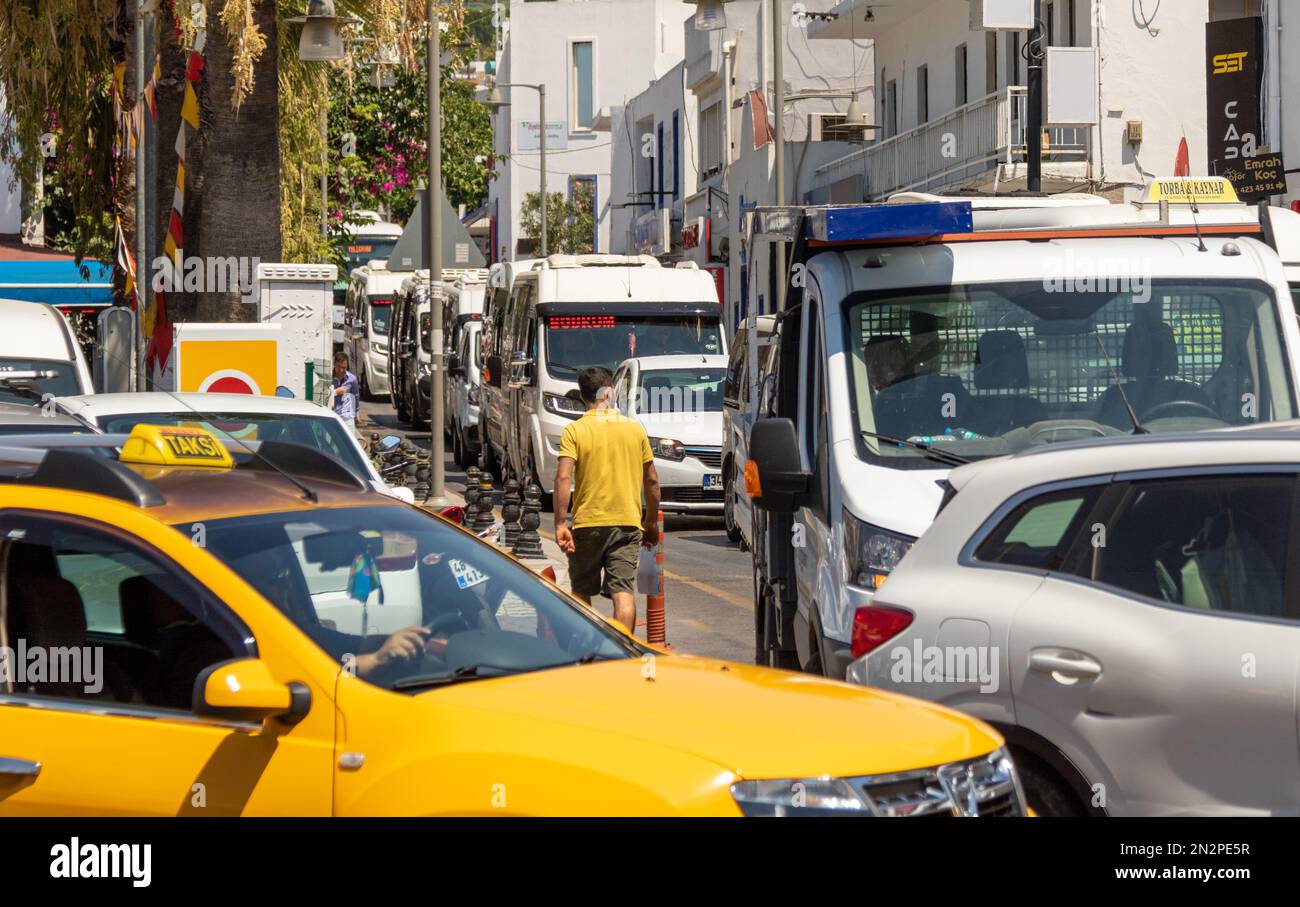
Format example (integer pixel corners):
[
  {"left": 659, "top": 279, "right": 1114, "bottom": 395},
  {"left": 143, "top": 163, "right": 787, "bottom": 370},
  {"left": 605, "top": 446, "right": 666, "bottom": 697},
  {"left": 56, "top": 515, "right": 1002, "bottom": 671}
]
[{"left": 421, "top": 654, "right": 1001, "bottom": 780}]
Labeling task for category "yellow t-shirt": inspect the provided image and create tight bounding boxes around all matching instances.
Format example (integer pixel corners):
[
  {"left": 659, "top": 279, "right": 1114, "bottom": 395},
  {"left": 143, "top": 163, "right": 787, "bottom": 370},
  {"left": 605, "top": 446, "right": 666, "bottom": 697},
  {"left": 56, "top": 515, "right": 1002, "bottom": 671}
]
[{"left": 558, "top": 408, "right": 653, "bottom": 529}]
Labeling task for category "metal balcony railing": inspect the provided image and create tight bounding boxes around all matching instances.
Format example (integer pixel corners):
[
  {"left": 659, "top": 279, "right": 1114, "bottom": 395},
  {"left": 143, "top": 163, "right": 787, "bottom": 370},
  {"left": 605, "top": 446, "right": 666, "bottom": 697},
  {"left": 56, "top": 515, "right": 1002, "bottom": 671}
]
[{"left": 813, "top": 86, "right": 1091, "bottom": 200}]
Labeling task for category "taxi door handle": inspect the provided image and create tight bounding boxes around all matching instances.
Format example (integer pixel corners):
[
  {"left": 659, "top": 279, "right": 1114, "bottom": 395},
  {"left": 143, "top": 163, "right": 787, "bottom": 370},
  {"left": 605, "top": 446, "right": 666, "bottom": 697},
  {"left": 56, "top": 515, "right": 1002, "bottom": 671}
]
[
  {"left": 1028, "top": 648, "right": 1102, "bottom": 681},
  {"left": 0, "top": 757, "right": 41, "bottom": 778}
]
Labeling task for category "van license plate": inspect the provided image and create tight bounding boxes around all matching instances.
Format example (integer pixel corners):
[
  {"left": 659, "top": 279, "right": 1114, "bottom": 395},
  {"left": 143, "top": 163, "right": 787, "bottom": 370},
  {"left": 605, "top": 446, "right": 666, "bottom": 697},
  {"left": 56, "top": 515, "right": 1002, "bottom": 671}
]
[{"left": 703, "top": 474, "right": 722, "bottom": 490}]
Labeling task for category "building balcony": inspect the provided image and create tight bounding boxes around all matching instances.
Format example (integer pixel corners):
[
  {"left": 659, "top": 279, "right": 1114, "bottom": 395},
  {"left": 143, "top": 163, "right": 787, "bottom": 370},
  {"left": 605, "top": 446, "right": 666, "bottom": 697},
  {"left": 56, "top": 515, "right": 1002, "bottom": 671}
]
[{"left": 813, "top": 87, "right": 1092, "bottom": 200}]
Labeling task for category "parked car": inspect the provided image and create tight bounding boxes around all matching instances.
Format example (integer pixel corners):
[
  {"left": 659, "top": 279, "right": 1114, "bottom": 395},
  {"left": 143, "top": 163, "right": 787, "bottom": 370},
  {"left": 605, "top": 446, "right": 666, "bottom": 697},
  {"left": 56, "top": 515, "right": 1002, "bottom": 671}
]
[
  {"left": 722, "top": 315, "right": 777, "bottom": 546},
  {"left": 482, "top": 254, "right": 725, "bottom": 502},
  {"left": 388, "top": 272, "right": 434, "bottom": 428},
  {"left": 54, "top": 392, "right": 415, "bottom": 502},
  {"left": 846, "top": 424, "right": 1300, "bottom": 817},
  {"left": 0, "top": 298, "right": 93, "bottom": 405},
  {"left": 0, "top": 423, "right": 1027, "bottom": 816},
  {"left": 612, "top": 354, "right": 728, "bottom": 514},
  {"left": 0, "top": 401, "right": 94, "bottom": 436},
  {"left": 343, "top": 263, "right": 404, "bottom": 399}
]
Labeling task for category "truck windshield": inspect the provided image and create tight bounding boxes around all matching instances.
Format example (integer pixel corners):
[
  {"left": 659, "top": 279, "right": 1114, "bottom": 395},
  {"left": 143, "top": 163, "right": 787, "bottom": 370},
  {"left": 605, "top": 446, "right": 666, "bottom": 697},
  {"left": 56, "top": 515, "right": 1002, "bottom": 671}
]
[
  {"left": 545, "top": 315, "right": 723, "bottom": 380},
  {"left": 369, "top": 299, "right": 392, "bottom": 335},
  {"left": 845, "top": 279, "right": 1293, "bottom": 466}
]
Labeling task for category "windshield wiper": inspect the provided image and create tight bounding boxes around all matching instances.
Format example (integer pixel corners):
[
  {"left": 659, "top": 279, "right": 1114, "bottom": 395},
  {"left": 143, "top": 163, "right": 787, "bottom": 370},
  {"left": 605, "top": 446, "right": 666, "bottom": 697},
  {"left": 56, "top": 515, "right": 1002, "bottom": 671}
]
[
  {"left": 391, "top": 662, "right": 526, "bottom": 690},
  {"left": 859, "top": 429, "right": 971, "bottom": 466}
]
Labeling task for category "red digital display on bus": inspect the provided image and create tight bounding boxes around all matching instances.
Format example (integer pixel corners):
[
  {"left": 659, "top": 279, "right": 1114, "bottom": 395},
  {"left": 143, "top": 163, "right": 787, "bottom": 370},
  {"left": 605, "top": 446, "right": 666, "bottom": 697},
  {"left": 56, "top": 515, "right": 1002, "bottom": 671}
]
[{"left": 548, "top": 315, "right": 617, "bottom": 330}]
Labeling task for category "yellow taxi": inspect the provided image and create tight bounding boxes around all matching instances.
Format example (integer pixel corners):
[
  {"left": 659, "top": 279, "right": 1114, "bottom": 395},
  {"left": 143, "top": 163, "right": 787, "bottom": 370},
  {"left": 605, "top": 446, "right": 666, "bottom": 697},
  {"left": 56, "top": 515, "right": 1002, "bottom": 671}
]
[{"left": 0, "top": 423, "right": 1024, "bottom": 816}]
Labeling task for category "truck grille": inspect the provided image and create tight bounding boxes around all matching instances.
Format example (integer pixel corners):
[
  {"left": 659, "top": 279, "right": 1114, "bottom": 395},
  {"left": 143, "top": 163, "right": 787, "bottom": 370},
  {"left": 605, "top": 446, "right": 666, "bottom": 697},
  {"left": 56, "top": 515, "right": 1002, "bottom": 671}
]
[
  {"left": 683, "top": 446, "right": 722, "bottom": 469},
  {"left": 846, "top": 751, "right": 1025, "bottom": 817}
]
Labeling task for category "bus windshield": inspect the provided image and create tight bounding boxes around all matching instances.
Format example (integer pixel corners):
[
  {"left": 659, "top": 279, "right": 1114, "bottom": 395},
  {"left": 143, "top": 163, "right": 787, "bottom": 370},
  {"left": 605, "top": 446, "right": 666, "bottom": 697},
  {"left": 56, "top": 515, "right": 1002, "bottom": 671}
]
[{"left": 545, "top": 314, "right": 723, "bottom": 380}]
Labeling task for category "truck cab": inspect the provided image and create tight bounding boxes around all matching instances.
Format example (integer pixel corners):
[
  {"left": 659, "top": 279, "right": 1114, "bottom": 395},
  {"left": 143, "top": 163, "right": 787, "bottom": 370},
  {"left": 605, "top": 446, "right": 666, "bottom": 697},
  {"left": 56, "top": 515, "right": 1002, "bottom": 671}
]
[{"left": 745, "top": 180, "right": 1300, "bottom": 679}]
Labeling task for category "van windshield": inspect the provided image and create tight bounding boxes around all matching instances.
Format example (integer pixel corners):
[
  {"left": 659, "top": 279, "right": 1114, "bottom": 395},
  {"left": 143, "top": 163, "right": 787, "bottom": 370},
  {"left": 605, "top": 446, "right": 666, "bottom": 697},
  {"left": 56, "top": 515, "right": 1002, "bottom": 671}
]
[
  {"left": 545, "top": 315, "right": 723, "bottom": 379},
  {"left": 0, "top": 359, "right": 81, "bottom": 405},
  {"left": 369, "top": 300, "right": 392, "bottom": 335},
  {"left": 845, "top": 279, "right": 1293, "bottom": 466}
]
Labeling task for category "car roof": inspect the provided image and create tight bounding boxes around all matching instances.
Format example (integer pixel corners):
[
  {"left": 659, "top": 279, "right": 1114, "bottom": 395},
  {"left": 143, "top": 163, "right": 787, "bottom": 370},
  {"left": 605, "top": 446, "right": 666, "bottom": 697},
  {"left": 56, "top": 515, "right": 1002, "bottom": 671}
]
[
  {"left": 947, "top": 424, "right": 1300, "bottom": 496},
  {"left": 627, "top": 354, "right": 730, "bottom": 371},
  {"left": 0, "top": 299, "right": 76, "bottom": 361},
  {"left": 0, "top": 401, "right": 85, "bottom": 426},
  {"left": 56, "top": 392, "right": 335, "bottom": 419}
]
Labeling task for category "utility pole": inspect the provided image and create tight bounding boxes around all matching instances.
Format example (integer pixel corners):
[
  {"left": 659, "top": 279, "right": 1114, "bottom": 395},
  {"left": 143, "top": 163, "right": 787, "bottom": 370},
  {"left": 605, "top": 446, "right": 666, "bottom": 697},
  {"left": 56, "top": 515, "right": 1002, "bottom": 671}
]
[
  {"left": 772, "top": 0, "right": 786, "bottom": 311},
  {"left": 539, "top": 84, "right": 547, "bottom": 257},
  {"left": 427, "top": 1, "right": 448, "bottom": 506},
  {"left": 1027, "top": 0, "right": 1043, "bottom": 193}
]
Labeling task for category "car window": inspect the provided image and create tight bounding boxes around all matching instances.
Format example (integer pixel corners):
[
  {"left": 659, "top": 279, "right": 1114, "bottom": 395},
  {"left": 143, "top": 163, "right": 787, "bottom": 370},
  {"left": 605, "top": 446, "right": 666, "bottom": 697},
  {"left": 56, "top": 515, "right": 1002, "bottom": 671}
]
[
  {"left": 0, "top": 359, "right": 81, "bottom": 406},
  {"left": 976, "top": 486, "right": 1103, "bottom": 572},
  {"left": 1085, "top": 475, "right": 1294, "bottom": 618},
  {"left": 0, "top": 517, "right": 244, "bottom": 710},
  {"left": 182, "top": 505, "right": 639, "bottom": 692}
]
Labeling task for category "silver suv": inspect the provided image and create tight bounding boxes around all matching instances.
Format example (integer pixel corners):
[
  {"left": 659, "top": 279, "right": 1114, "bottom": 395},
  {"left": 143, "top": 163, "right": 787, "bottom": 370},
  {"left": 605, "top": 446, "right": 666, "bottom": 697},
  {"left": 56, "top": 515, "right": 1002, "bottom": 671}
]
[{"left": 849, "top": 425, "right": 1300, "bottom": 816}]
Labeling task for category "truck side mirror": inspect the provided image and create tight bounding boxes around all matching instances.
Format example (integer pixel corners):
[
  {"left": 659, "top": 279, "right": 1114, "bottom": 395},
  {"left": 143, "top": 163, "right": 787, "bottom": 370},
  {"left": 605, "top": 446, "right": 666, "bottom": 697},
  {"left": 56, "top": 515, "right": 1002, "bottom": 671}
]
[
  {"left": 447, "top": 353, "right": 462, "bottom": 376},
  {"left": 485, "top": 354, "right": 503, "bottom": 388},
  {"left": 746, "top": 418, "right": 809, "bottom": 514}
]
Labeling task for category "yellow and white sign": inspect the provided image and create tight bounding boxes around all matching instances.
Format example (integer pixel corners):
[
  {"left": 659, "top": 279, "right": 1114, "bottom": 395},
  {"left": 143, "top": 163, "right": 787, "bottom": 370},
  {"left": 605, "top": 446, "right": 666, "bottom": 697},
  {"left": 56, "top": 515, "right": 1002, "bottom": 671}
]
[
  {"left": 1142, "top": 177, "right": 1240, "bottom": 205},
  {"left": 173, "top": 323, "right": 280, "bottom": 396},
  {"left": 119, "top": 424, "right": 234, "bottom": 469}
]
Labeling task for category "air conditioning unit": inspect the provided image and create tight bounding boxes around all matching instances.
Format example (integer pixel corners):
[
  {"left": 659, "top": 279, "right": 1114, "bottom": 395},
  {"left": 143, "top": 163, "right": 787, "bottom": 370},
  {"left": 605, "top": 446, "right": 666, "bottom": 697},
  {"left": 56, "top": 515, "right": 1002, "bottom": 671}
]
[
  {"left": 810, "top": 112, "right": 871, "bottom": 142},
  {"left": 969, "top": 0, "right": 1034, "bottom": 30}
]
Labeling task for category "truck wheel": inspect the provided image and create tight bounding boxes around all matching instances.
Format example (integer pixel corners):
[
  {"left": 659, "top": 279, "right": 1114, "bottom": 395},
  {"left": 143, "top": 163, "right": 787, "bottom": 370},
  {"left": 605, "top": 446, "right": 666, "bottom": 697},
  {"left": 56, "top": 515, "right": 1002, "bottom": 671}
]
[
  {"left": 395, "top": 383, "right": 410, "bottom": 423},
  {"left": 360, "top": 367, "right": 374, "bottom": 402},
  {"left": 723, "top": 465, "right": 743, "bottom": 544}
]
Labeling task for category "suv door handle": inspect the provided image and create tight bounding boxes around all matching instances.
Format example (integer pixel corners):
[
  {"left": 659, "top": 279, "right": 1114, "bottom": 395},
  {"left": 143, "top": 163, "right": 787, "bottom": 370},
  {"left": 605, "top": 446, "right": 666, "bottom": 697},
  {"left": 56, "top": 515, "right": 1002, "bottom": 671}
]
[
  {"left": 0, "top": 757, "right": 41, "bottom": 778},
  {"left": 1028, "top": 648, "right": 1102, "bottom": 681}
]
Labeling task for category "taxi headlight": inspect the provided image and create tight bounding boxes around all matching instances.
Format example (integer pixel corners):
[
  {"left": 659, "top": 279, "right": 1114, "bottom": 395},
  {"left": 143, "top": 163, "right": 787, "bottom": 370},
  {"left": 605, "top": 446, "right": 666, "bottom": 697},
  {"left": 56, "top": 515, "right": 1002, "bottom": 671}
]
[{"left": 729, "top": 778, "right": 871, "bottom": 817}]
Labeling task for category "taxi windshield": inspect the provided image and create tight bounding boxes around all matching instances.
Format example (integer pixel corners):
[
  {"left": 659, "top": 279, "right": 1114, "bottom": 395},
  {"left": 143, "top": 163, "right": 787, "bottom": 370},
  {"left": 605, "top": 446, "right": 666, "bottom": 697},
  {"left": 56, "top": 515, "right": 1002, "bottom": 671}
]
[
  {"left": 178, "top": 505, "right": 637, "bottom": 691},
  {"left": 99, "top": 412, "right": 369, "bottom": 479},
  {"left": 845, "top": 279, "right": 1293, "bottom": 467}
]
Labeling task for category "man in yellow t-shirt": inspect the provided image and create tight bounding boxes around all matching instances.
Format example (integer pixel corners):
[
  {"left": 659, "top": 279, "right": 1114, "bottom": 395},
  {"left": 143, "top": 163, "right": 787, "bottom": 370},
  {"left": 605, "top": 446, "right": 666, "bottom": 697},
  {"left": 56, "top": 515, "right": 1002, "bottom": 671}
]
[{"left": 554, "top": 366, "right": 661, "bottom": 631}]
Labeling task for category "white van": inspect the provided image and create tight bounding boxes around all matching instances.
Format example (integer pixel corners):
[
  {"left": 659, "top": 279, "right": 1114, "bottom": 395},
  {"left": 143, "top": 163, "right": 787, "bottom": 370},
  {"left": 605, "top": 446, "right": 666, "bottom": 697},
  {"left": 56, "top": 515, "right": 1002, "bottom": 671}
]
[
  {"left": 441, "top": 272, "right": 487, "bottom": 441},
  {"left": 335, "top": 213, "right": 403, "bottom": 346},
  {"left": 744, "top": 179, "right": 1300, "bottom": 678},
  {"left": 0, "top": 299, "right": 93, "bottom": 405},
  {"left": 343, "top": 263, "right": 406, "bottom": 399},
  {"left": 478, "top": 259, "right": 539, "bottom": 478},
  {"left": 483, "top": 255, "right": 726, "bottom": 500}
]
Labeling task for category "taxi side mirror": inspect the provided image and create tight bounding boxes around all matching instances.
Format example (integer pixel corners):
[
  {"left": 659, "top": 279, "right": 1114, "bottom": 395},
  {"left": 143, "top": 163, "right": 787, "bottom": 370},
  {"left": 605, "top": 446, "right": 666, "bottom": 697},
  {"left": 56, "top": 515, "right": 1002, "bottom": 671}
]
[{"left": 193, "top": 659, "right": 310, "bottom": 726}]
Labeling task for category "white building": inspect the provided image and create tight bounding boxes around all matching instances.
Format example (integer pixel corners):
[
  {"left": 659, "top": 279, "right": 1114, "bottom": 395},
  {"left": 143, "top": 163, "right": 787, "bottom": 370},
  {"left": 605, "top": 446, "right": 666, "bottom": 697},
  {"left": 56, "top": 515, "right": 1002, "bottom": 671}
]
[
  {"left": 0, "top": 85, "right": 25, "bottom": 236},
  {"left": 488, "top": 0, "right": 697, "bottom": 260},
  {"left": 609, "top": 0, "right": 874, "bottom": 330},
  {"left": 807, "top": 0, "right": 1296, "bottom": 205}
]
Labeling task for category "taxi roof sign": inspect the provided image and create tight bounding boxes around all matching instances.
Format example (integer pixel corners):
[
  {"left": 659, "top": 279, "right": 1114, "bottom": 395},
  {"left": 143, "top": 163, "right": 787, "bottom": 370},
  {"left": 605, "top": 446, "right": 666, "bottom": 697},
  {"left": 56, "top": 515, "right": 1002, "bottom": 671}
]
[
  {"left": 1142, "top": 177, "right": 1239, "bottom": 205},
  {"left": 120, "top": 424, "right": 235, "bottom": 469}
]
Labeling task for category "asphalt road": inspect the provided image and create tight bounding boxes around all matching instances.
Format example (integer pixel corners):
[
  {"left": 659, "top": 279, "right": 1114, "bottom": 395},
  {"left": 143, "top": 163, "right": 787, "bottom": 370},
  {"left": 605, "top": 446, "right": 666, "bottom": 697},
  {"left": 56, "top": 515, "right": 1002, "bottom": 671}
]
[{"left": 359, "top": 399, "right": 757, "bottom": 662}]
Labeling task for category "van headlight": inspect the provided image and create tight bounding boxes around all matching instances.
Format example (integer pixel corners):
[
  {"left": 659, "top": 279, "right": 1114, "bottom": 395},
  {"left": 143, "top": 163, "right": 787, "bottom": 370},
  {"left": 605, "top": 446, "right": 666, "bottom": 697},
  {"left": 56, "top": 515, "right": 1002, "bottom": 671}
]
[
  {"left": 648, "top": 436, "right": 686, "bottom": 461},
  {"left": 729, "top": 778, "right": 871, "bottom": 816},
  {"left": 843, "top": 509, "right": 914, "bottom": 590},
  {"left": 467, "top": 385, "right": 482, "bottom": 405},
  {"left": 543, "top": 392, "right": 585, "bottom": 420}
]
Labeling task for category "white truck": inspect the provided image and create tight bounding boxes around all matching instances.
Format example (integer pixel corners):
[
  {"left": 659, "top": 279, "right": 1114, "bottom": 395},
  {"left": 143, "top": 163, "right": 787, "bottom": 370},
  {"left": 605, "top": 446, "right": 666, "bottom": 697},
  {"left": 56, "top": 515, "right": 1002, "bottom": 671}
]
[{"left": 743, "top": 178, "right": 1300, "bottom": 678}]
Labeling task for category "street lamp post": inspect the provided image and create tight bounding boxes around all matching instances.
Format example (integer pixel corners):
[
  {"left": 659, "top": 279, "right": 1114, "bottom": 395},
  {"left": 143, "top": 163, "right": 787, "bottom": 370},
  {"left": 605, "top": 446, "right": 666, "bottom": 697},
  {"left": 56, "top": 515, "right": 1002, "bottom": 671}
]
[
  {"left": 486, "top": 83, "right": 547, "bottom": 257},
  {"left": 426, "top": 1, "right": 450, "bottom": 507}
]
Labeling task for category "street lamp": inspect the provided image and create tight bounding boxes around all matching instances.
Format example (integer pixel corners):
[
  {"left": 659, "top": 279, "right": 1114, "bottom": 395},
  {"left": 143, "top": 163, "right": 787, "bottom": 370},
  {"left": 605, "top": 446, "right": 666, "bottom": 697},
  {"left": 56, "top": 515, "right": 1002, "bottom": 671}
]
[
  {"left": 291, "top": 1, "right": 350, "bottom": 238},
  {"left": 684, "top": 0, "right": 733, "bottom": 32},
  {"left": 486, "top": 83, "right": 548, "bottom": 257},
  {"left": 291, "top": 0, "right": 346, "bottom": 62}
]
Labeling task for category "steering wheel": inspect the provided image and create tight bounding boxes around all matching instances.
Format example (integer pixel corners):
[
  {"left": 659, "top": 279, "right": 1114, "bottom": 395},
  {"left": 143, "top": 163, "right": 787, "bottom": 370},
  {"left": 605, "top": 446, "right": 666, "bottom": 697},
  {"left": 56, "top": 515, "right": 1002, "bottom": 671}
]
[{"left": 1141, "top": 400, "right": 1223, "bottom": 422}]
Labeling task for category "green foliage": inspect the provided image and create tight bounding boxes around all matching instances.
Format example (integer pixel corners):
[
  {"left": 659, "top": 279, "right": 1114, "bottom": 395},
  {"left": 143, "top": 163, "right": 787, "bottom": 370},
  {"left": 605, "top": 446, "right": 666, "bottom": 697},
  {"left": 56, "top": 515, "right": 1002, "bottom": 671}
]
[{"left": 520, "top": 182, "right": 595, "bottom": 255}]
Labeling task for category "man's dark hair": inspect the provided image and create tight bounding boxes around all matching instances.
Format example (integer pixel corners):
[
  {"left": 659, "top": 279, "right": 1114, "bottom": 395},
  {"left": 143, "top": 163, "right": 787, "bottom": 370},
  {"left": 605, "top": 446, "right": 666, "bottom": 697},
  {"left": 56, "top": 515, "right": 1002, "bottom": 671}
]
[
  {"left": 334, "top": 352, "right": 349, "bottom": 367},
  {"left": 577, "top": 366, "right": 614, "bottom": 404}
]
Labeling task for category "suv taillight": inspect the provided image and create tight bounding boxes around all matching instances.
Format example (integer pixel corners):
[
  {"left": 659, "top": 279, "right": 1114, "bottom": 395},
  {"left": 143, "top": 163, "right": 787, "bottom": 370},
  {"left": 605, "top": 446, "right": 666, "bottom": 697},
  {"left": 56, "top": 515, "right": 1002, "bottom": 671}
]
[{"left": 850, "top": 605, "right": 913, "bottom": 659}]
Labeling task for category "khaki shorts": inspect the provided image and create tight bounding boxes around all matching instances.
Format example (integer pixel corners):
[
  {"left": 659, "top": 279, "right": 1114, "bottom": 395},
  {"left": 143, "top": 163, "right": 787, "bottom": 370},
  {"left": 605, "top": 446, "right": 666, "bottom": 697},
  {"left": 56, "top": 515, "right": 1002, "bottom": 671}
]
[{"left": 567, "top": 525, "right": 642, "bottom": 597}]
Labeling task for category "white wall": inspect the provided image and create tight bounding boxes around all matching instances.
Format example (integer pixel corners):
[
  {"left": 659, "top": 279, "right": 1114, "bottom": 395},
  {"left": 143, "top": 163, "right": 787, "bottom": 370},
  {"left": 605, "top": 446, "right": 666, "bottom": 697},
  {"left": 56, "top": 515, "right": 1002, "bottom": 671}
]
[{"left": 490, "top": 0, "right": 696, "bottom": 259}]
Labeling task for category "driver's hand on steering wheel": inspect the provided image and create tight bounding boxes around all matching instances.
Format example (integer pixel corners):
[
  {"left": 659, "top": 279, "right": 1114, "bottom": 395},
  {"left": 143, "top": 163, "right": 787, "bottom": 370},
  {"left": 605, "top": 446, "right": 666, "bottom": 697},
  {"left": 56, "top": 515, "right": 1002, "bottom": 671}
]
[{"left": 355, "top": 626, "right": 431, "bottom": 677}]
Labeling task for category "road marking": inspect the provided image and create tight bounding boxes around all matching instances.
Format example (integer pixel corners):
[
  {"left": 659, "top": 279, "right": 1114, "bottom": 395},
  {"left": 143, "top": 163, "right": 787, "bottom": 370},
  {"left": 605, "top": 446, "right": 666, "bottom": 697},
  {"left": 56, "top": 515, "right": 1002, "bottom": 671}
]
[
  {"left": 679, "top": 618, "right": 711, "bottom": 632},
  {"left": 664, "top": 570, "right": 754, "bottom": 611}
]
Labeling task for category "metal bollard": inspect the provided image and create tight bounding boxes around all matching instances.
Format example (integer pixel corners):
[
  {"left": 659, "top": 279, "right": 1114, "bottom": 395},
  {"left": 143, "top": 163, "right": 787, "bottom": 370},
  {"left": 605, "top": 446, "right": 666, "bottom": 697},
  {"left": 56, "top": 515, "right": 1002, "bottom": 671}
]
[
  {"left": 644, "top": 510, "right": 667, "bottom": 647},
  {"left": 500, "top": 478, "right": 522, "bottom": 548},
  {"left": 472, "top": 470, "right": 497, "bottom": 531}
]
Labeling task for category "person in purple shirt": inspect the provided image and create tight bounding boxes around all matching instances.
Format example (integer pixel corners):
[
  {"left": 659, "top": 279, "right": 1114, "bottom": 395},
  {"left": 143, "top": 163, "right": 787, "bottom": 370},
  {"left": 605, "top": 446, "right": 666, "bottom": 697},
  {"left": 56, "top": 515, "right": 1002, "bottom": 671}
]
[{"left": 332, "top": 352, "right": 361, "bottom": 436}]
